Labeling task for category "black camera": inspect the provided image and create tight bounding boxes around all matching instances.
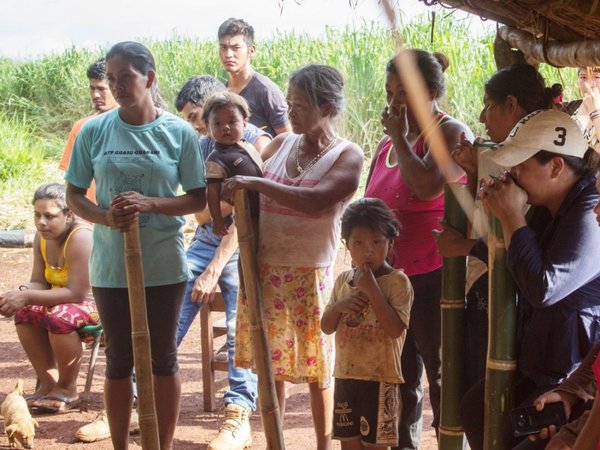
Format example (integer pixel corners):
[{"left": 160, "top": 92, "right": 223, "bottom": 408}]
[{"left": 510, "top": 402, "right": 567, "bottom": 437}]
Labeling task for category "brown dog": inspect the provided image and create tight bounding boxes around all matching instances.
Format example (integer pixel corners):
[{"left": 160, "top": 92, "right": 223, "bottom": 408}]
[{"left": 1, "top": 379, "right": 38, "bottom": 449}]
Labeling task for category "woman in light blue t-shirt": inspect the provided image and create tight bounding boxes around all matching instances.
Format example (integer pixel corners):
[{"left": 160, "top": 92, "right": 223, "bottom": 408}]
[{"left": 66, "top": 41, "right": 206, "bottom": 450}]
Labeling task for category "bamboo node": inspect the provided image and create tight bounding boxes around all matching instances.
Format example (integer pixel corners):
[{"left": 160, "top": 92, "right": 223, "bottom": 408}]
[
  {"left": 131, "top": 331, "right": 149, "bottom": 337},
  {"left": 439, "top": 426, "right": 464, "bottom": 436},
  {"left": 487, "top": 358, "right": 517, "bottom": 371}
]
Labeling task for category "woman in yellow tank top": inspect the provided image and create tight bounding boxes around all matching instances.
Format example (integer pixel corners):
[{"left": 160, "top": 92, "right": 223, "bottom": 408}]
[{"left": 0, "top": 183, "right": 98, "bottom": 413}]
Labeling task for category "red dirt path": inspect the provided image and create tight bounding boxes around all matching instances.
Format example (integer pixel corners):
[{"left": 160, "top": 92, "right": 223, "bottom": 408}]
[{"left": 0, "top": 247, "right": 437, "bottom": 449}]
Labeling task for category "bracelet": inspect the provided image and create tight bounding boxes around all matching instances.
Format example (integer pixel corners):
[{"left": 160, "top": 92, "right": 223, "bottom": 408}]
[
  {"left": 18, "top": 285, "right": 28, "bottom": 291},
  {"left": 590, "top": 110, "right": 600, "bottom": 120}
]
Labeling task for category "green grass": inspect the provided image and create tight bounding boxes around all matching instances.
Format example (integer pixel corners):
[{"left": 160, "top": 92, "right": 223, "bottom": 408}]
[{"left": 0, "top": 14, "right": 579, "bottom": 229}]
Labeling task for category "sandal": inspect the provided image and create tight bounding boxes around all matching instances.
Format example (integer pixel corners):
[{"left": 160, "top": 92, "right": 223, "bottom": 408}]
[{"left": 30, "top": 394, "right": 80, "bottom": 414}]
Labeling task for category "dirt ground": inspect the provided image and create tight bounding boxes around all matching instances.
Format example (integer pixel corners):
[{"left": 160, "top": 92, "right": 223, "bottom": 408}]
[{"left": 0, "top": 246, "right": 437, "bottom": 449}]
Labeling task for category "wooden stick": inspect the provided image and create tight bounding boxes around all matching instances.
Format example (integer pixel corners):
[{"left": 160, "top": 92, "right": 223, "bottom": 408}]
[
  {"left": 233, "top": 190, "right": 285, "bottom": 450},
  {"left": 124, "top": 222, "right": 161, "bottom": 450}
]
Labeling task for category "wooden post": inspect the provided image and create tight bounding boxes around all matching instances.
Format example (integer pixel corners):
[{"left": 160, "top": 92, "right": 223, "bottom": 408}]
[
  {"left": 233, "top": 190, "right": 285, "bottom": 450},
  {"left": 124, "top": 223, "right": 160, "bottom": 450},
  {"left": 484, "top": 216, "right": 517, "bottom": 450},
  {"left": 439, "top": 183, "right": 468, "bottom": 450}
]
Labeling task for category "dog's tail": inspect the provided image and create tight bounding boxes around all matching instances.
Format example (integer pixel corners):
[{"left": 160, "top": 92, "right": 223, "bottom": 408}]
[{"left": 13, "top": 378, "right": 24, "bottom": 396}]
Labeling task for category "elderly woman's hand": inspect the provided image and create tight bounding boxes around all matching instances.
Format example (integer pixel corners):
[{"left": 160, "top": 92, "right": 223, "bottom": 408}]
[
  {"left": 451, "top": 134, "right": 479, "bottom": 179},
  {"left": 0, "top": 290, "right": 28, "bottom": 317},
  {"left": 381, "top": 104, "right": 408, "bottom": 141},
  {"left": 480, "top": 173, "right": 527, "bottom": 222},
  {"left": 222, "top": 176, "right": 259, "bottom": 199}
]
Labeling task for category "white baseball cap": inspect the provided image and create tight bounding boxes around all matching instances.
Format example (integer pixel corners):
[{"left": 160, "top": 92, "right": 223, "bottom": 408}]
[{"left": 487, "top": 109, "right": 589, "bottom": 167}]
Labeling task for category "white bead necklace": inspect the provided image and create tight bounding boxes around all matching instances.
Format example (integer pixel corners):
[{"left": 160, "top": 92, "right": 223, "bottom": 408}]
[{"left": 295, "top": 134, "right": 338, "bottom": 175}]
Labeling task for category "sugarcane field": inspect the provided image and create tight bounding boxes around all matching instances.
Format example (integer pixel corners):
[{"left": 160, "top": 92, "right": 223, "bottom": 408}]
[{"left": 2, "top": 0, "right": 600, "bottom": 449}]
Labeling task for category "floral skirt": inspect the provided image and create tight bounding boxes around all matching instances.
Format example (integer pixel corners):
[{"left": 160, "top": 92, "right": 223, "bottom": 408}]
[
  {"left": 15, "top": 299, "right": 100, "bottom": 341},
  {"left": 235, "top": 263, "right": 334, "bottom": 389}
]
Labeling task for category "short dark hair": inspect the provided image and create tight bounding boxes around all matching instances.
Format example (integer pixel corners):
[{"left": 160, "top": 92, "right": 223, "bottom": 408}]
[
  {"left": 202, "top": 91, "right": 250, "bottom": 124},
  {"left": 175, "top": 76, "right": 227, "bottom": 112},
  {"left": 387, "top": 49, "right": 449, "bottom": 99},
  {"left": 218, "top": 18, "right": 255, "bottom": 46},
  {"left": 288, "top": 64, "right": 345, "bottom": 117},
  {"left": 32, "top": 183, "right": 68, "bottom": 210},
  {"left": 532, "top": 148, "right": 598, "bottom": 177},
  {"left": 341, "top": 197, "right": 400, "bottom": 243},
  {"left": 86, "top": 58, "right": 106, "bottom": 80}
]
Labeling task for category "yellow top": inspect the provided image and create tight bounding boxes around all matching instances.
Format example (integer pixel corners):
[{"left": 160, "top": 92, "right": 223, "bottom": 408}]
[{"left": 40, "top": 225, "right": 92, "bottom": 288}]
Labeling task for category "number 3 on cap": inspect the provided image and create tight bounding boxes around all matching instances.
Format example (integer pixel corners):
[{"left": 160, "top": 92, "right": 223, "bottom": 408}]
[{"left": 554, "top": 127, "right": 566, "bottom": 146}]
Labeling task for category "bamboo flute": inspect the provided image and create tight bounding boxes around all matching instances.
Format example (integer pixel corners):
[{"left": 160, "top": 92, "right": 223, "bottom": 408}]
[
  {"left": 483, "top": 216, "right": 517, "bottom": 450},
  {"left": 233, "top": 190, "right": 285, "bottom": 450},
  {"left": 124, "top": 223, "right": 160, "bottom": 450},
  {"left": 439, "top": 183, "right": 468, "bottom": 450}
]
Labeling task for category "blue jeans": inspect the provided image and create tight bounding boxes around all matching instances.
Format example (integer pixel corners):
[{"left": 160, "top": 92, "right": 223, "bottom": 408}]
[
  {"left": 176, "top": 225, "right": 258, "bottom": 411},
  {"left": 394, "top": 268, "right": 442, "bottom": 450}
]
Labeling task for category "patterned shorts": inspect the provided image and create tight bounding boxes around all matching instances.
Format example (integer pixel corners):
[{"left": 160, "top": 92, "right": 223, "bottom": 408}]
[
  {"left": 333, "top": 378, "right": 401, "bottom": 447},
  {"left": 15, "top": 299, "right": 100, "bottom": 342}
]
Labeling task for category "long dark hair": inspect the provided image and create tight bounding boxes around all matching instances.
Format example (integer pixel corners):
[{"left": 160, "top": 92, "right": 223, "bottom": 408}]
[
  {"left": 485, "top": 64, "right": 553, "bottom": 113},
  {"left": 106, "top": 41, "right": 167, "bottom": 109},
  {"left": 386, "top": 49, "right": 449, "bottom": 99}
]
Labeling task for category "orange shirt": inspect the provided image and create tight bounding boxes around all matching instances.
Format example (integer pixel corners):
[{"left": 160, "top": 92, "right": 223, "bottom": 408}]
[{"left": 59, "top": 115, "right": 96, "bottom": 202}]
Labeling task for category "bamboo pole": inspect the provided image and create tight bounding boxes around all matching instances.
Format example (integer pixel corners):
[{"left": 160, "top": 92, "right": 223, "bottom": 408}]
[
  {"left": 124, "top": 223, "right": 160, "bottom": 450},
  {"left": 499, "top": 26, "right": 600, "bottom": 67},
  {"left": 233, "top": 190, "right": 284, "bottom": 450},
  {"left": 439, "top": 183, "right": 468, "bottom": 450},
  {"left": 483, "top": 216, "right": 517, "bottom": 450}
]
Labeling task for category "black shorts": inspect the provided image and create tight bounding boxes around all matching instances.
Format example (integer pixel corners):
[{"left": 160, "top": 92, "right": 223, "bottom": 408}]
[
  {"left": 93, "top": 282, "right": 185, "bottom": 379},
  {"left": 333, "top": 378, "right": 401, "bottom": 447}
]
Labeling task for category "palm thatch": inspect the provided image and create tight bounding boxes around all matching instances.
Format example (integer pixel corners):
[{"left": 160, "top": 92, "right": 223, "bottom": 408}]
[{"left": 420, "top": 0, "right": 600, "bottom": 67}]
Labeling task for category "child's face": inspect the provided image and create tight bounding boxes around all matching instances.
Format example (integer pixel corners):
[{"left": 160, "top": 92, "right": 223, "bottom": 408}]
[
  {"left": 207, "top": 105, "right": 248, "bottom": 145},
  {"left": 347, "top": 225, "right": 391, "bottom": 272},
  {"left": 578, "top": 67, "right": 600, "bottom": 94}
]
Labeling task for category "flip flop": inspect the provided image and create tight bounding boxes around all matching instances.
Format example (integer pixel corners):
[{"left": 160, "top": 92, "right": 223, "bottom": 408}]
[
  {"left": 30, "top": 394, "right": 80, "bottom": 414},
  {"left": 24, "top": 394, "right": 43, "bottom": 409}
]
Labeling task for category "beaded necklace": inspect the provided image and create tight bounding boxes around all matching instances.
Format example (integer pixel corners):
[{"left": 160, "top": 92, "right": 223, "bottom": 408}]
[{"left": 295, "top": 134, "right": 338, "bottom": 175}]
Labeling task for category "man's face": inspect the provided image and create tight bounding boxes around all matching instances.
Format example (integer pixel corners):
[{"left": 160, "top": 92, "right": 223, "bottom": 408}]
[
  {"left": 89, "top": 78, "right": 117, "bottom": 113},
  {"left": 181, "top": 102, "right": 207, "bottom": 136},
  {"left": 219, "top": 34, "right": 255, "bottom": 75}
]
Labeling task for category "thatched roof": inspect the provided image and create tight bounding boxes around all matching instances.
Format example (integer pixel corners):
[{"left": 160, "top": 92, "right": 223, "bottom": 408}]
[{"left": 421, "top": 0, "right": 600, "bottom": 66}]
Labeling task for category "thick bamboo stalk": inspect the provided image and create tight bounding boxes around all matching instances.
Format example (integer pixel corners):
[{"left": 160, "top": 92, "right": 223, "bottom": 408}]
[
  {"left": 439, "top": 183, "right": 468, "bottom": 450},
  {"left": 124, "top": 223, "right": 160, "bottom": 450},
  {"left": 484, "top": 216, "right": 517, "bottom": 450},
  {"left": 499, "top": 26, "right": 600, "bottom": 67},
  {"left": 233, "top": 190, "right": 285, "bottom": 450}
]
